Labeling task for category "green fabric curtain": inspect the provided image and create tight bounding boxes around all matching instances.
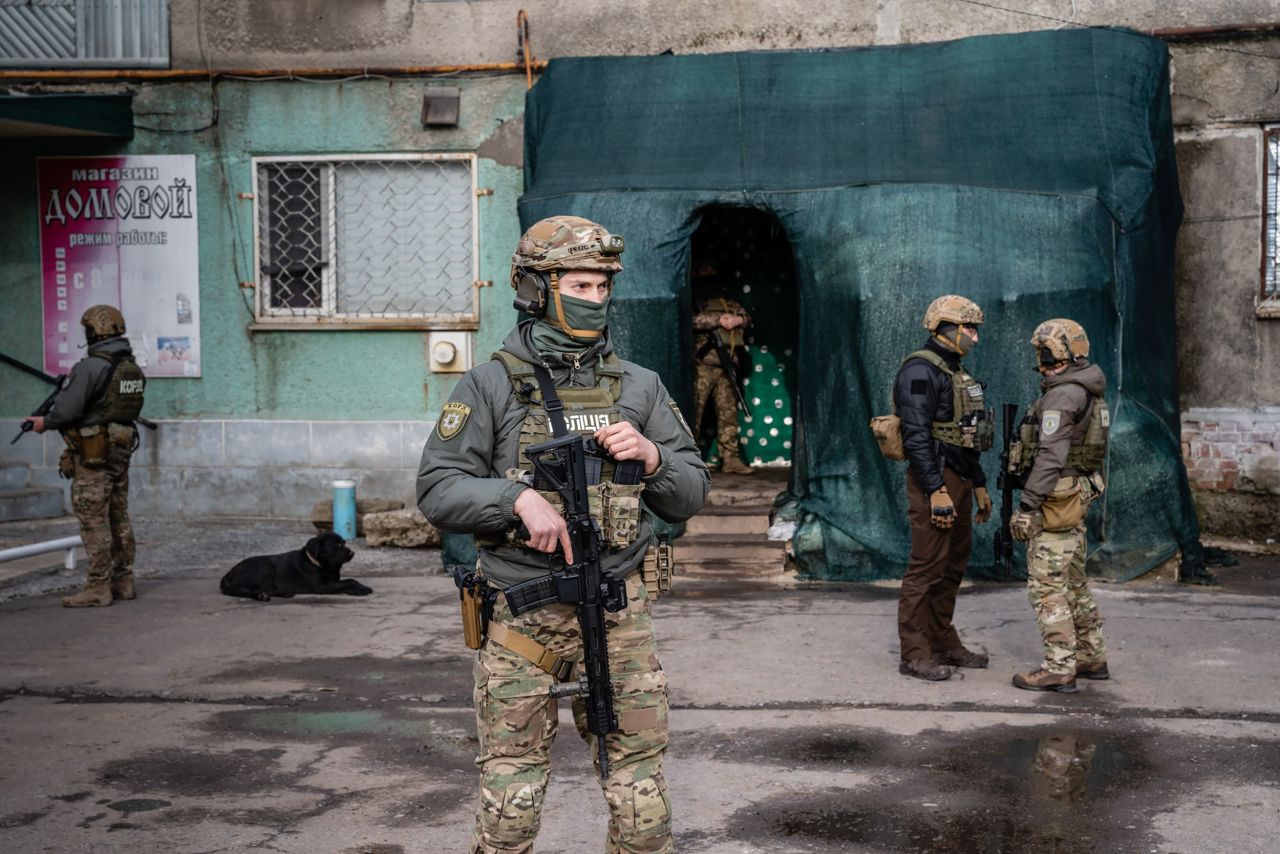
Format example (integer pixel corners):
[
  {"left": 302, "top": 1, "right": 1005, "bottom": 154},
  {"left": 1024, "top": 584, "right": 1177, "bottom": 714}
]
[{"left": 518, "top": 28, "right": 1203, "bottom": 582}]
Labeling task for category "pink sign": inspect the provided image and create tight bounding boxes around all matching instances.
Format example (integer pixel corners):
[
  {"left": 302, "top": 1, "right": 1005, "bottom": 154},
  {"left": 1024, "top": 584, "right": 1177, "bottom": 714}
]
[{"left": 38, "top": 155, "right": 201, "bottom": 378}]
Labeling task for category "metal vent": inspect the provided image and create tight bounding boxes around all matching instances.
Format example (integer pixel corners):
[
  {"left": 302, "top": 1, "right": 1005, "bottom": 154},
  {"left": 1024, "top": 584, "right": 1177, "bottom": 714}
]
[{"left": 0, "top": 0, "right": 169, "bottom": 68}]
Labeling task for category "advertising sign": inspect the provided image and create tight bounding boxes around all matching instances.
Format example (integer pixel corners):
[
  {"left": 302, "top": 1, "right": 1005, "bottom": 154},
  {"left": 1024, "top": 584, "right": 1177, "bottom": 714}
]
[{"left": 38, "top": 155, "right": 200, "bottom": 378}]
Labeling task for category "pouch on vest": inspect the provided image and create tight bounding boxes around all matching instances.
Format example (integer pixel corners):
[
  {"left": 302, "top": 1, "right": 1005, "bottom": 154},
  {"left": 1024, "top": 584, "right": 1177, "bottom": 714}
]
[
  {"left": 1041, "top": 476, "right": 1085, "bottom": 532},
  {"left": 77, "top": 425, "right": 108, "bottom": 467},
  {"left": 640, "top": 537, "right": 675, "bottom": 599},
  {"left": 869, "top": 414, "right": 905, "bottom": 461}
]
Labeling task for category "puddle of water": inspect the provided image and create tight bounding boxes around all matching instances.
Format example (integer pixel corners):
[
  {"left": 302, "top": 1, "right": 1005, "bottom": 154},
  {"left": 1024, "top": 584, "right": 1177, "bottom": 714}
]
[
  {"left": 98, "top": 747, "right": 290, "bottom": 797},
  {"left": 107, "top": 798, "right": 171, "bottom": 815}
]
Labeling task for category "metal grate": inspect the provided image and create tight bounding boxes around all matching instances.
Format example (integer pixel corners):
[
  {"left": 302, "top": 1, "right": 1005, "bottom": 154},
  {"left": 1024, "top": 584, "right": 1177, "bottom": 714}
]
[
  {"left": 0, "top": 0, "right": 169, "bottom": 68},
  {"left": 254, "top": 155, "right": 478, "bottom": 324},
  {"left": 1266, "top": 129, "right": 1280, "bottom": 303}
]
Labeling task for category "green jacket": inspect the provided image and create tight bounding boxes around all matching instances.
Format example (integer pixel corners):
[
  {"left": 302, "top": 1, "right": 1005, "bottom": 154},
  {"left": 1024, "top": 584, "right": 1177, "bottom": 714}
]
[{"left": 416, "top": 321, "right": 710, "bottom": 589}]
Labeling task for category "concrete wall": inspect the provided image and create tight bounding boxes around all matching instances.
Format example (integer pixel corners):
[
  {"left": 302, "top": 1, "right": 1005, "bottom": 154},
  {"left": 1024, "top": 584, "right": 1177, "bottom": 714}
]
[{"left": 0, "top": 74, "right": 527, "bottom": 516}]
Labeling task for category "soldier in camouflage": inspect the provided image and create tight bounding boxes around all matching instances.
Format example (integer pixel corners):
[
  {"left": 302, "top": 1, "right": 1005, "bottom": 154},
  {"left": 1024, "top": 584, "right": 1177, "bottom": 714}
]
[
  {"left": 690, "top": 262, "right": 753, "bottom": 474},
  {"left": 417, "top": 216, "right": 709, "bottom": 853},
  {"left": 30, "top": 305, "right": 146, "bottom": 608},
  {"left": 1009, "top": 319, "right": 1110, "bottom": 694}
]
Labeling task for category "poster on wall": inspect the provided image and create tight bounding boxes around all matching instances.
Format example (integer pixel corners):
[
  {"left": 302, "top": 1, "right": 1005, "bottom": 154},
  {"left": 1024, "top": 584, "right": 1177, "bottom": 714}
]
[{"left": 38, "top": 155, "right": 201, "bottom": 378}]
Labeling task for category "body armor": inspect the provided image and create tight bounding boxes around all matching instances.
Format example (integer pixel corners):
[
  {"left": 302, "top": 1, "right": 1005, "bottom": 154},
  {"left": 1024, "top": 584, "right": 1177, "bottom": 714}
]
[
  {"left": 87, "top": 352, "right": 146, "bottom": 426},
  {"left": 904, "top": 349, "right": 994, "bottom": 451},
  {"left": 487, "top": 350, "right": 643, "bottom": 552},
  {"left": 1010, "top": 390, "right": 1110, "bottom": 477}
]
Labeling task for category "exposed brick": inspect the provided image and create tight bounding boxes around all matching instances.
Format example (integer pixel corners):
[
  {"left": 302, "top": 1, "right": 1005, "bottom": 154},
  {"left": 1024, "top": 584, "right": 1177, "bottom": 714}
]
[
  {"left": 1209, "top": 446, "right": 1222, "bottom": 459},
  {"left": 1216, "top": 422, "right": 1239, "bottom": 432},
  {"left": 1197, "top": 444, "right": 1210, "bottom": 458},
  {"left": 1202, "top": 422, "right": 1218, "bottom": 431}
]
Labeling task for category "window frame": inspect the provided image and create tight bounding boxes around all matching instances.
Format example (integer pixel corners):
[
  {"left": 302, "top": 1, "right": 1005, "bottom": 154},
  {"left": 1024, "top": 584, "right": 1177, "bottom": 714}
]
[
  {"left": 1261, "top": 126, "right": 1280, "bottom": 318},
  {"left": 249, "top": 152, "right": 481, "bottom": 331}
]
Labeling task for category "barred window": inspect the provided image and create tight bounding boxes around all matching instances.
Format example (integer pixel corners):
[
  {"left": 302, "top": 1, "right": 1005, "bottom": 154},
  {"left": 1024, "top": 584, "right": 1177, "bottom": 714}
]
[
  {"left": 1266, "top": 128, "right": 1280, "bottom": 305},
  {"left": 253, "top": 154, "right": 478, "bottom": 326}
]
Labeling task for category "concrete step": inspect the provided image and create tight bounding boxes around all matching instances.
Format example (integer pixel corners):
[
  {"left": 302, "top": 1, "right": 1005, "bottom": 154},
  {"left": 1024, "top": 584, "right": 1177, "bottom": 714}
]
[
  {"left": 677, "top": 534, "right": 786, "bottom": 565},
  {"left": 676, "top": 557, "right": 790, "bottom": 579},
  {"left": 0, "top": 488, "right": 67, "bottom": 522},
  {"left": 703, "top": 468, "right": 789, "bottom": 510},
  {"left": 685, "top": 510, "right": 771, "bottom": 537},
  {"left": 0, "top": 463, "right": 30, "bottom": 490}
]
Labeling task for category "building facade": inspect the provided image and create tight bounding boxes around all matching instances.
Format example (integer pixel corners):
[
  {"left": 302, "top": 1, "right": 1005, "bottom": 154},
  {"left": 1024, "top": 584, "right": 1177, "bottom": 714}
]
[{"left": 1, "top": 0, "right": 1277, "bottom": 538}]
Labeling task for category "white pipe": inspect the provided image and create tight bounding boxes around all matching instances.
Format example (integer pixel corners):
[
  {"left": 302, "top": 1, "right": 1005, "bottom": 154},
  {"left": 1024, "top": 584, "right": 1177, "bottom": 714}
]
[{"left": 0, "top": 536, "right": 83, "bottom": 566}]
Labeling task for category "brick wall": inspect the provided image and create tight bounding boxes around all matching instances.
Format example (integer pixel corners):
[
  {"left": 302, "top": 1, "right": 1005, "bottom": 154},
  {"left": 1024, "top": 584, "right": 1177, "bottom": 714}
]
[{"left": 1181, "top": 408, "right": 1280, "bottom": 495}]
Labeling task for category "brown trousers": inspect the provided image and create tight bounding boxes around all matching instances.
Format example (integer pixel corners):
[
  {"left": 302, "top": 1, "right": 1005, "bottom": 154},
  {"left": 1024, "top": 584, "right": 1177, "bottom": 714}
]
[{"left": 898, "top": 466, "right": 973, "bottom": 662}]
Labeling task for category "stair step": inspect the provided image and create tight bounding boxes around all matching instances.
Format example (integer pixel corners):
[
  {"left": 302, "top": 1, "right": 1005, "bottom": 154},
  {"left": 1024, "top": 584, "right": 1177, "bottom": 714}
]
[
  {"left": 685, "top": 513, "right": 770, "bottom": 536},
  {"left": 677, "top": 559, "right": 791, "bottom": 578},
  {"left": 0, "top": 463, "right": 30, "bottom": 491},
  {"left": 0, "top": 488, "right": 67, "bottom": 522}
]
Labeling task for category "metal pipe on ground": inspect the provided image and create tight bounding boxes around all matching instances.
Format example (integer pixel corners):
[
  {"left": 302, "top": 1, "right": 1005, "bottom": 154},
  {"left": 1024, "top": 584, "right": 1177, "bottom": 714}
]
[{"left": 0, "top": 536, "right": 83, "bottom": 571}]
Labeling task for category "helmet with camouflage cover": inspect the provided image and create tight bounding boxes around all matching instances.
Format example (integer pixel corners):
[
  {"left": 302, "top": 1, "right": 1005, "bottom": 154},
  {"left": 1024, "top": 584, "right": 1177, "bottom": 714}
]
[
  {"left": 1030, "top": 318, "right": 1089, "bottom": 366},
  {"left": 510, "top": 215, "right": 624, "bottom": 284},
  {"left": 81, "top": 304, "right": 126, "bottom": 342},
  {"left": 922, "top": 295, "right": 984, "bottom": 332}
]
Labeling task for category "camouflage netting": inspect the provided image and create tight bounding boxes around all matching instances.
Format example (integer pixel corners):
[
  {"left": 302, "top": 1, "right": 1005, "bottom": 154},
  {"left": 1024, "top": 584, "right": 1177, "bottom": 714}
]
[{"left": 517, "top": 28, "right": 1206, "bottom": 582}]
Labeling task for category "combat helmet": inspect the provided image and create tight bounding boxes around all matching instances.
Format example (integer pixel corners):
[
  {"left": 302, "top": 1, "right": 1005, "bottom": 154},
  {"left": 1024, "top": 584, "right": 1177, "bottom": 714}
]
[
  {"left": 922, "top": 295, "right": 984, "bottom": 332},
  {"left": 510, "top": 215, "right": 624, "bottom": 339},
  {"left": 81, "top": 304, "right": 126, "bottom": 343},
  {"left": 1030, "top": 318, "right": 1089, "bottom": 366}
]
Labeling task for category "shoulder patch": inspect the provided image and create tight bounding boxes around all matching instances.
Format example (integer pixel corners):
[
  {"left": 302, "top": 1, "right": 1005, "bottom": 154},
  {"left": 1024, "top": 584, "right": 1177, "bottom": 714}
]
[
  {"left": 1041, "top": 410, "right": 1062, "bottom": 436},
  {"left": 437, "top": 401, "right": 472, "bottom": 441},
  {"left": 668, "top": 400, "right": 695, "bottom": 439}
]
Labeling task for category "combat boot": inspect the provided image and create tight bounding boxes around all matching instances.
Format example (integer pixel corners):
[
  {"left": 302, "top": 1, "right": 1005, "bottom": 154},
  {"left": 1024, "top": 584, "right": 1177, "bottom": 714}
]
[
  {"left": 61, "top": 580, "right": 113, "bottom": 608},
  {"left": 111, "top": 568, "right": 137, "bottom": 601},
  {"left": 1075, "top": 661, "right": 1110, "bottom": 680},
  {"left": 936, "top": 645, "right": 989, "bottom": 668},
  {"left": 900, "top": 658, "right": 951, "bottom": 681},
  {"left": 721, "top": 456, "right": 754, "bottom": 475},
  {"left": 1012, "top": 668, "right": 1079, "bottom": 693}
]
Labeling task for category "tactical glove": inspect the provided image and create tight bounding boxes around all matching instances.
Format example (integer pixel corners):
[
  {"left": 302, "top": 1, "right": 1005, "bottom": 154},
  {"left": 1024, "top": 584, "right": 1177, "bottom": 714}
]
[
  {"left": 974, "top": 487, "right": 993, "bottom": 524},
  {"left": 1010, "top": 509, "right": 1040, "bottom": 542},
  {"left": 929, "top": 488, "right": 956, "bottom": 529}
]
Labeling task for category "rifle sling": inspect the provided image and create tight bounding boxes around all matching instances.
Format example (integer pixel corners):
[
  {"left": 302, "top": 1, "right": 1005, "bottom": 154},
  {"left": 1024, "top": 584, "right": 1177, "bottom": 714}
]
[
  {"left": 530, "top": 364, "right": 569, "bottom": 438},
  {"left": 488, "top": 622, "right": 574, "bottom": 681}
]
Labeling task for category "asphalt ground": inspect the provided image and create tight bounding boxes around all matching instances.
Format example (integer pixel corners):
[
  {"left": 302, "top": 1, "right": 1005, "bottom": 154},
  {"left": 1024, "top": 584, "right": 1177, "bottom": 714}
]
[{"left": 0, "top": 516, "right": 1277, "bottom": 853}]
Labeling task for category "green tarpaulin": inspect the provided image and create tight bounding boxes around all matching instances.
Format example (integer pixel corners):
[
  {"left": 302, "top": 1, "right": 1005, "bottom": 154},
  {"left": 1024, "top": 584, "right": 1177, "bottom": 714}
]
[{"left": 518, "top": 27, "right": 1205, "bottom": 582}]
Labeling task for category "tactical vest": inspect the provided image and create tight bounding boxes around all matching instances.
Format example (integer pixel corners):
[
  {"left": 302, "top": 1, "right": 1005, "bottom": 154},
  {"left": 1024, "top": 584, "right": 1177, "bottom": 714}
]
[
  {"left": 488, "top": 350, "right": 644, "bottom": 552},
  {"left": 903, "top": 349, "right": 994, "bottom": 452},
  {"left": 1010, "top": 388, "right": 1110, "bottom": 476},
  {"left": 87, "top": 351, "right": 146, "bottom": 425}
]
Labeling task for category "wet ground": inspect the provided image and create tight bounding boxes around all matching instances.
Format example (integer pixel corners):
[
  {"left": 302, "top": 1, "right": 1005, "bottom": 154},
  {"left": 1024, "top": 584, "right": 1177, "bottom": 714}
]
[{"left": 0, "top": 516, "right": 1277, "bottom": 852}]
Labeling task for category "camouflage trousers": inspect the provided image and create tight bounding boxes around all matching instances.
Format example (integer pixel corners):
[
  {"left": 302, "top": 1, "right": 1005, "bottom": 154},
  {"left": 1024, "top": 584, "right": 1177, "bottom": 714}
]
[
  {"left": 692, "top": 363, "right": 739, "bottom": 460},
  {"left": 70, "top": 442, "right": 136, "bottom": 586},
  {"left": 1025, "top": 514, "right": 1106, "bottom": 676},
  {"left": 470, "top": 574, "right": 671, "bottom": 854}
]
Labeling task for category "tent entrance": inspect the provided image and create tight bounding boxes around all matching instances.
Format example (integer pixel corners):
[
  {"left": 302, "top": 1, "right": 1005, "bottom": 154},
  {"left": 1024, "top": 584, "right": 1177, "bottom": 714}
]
[{"left": 689, "top": 205, "right": 798, "bottom": 468}]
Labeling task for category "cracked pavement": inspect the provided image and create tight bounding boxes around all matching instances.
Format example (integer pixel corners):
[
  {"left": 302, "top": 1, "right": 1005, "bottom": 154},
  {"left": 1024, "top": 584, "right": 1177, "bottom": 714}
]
[{"left": 0, "top": 517, "right": 1277, "bottom": 852}]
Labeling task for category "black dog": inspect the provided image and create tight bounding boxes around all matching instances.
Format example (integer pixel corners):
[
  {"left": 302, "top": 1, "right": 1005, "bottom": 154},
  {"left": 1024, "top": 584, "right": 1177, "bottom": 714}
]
[{"left": 220, "top": 531, "right": 371, "bottom": 601}]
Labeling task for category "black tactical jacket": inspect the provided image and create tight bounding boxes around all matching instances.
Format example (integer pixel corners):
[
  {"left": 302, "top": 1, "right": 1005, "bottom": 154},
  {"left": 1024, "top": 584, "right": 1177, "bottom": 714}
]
[{"left": 892, "top": 338, "right": 988, "bottom": 494}]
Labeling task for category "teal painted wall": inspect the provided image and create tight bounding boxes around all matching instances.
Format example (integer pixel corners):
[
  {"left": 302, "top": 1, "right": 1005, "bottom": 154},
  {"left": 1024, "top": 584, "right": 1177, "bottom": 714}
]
[{"left": 0, "top": 77, "right": 527, "bottom": 420}]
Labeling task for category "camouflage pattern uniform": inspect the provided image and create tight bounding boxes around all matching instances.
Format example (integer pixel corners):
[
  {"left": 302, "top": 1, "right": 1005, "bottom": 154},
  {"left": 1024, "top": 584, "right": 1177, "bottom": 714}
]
[
  {"left": 43, "top": 325, "right": 144, "bottom": 607},
  {"left": 1014, "top": 320, "right": 1108, "bottom": 682},
  {"left": 418, "top": 216, "right": 708, "bottom": 853},
  {"left": 473, "top": 575, "right": 670, "bottom": 852},
  {"left": 692, "top": 297, "right": 750, "bottom": 467}
]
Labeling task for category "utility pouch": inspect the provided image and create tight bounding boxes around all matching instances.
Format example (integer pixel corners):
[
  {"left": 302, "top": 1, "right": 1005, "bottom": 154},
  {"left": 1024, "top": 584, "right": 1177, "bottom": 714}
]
[
  {"left": 640, "top": 537, "right": 675, "bottom": 599},
  {"left": 107, "top": 422, "right": 137, "bottom": 450},
  {"left": 77, "top": 425, "right": 108, "bottom": 467},
  {"left": 1041, "top": 476, "right": 1085, "bottom": 532},
  {"left": 454, "top": 566, "right": 492, "bottom": 650},
  {"left": 58, "top": 447, "right": 75, "bottom": 479},
  {"left": 870, "top": 414, "right": 905, "bottom": 461}
]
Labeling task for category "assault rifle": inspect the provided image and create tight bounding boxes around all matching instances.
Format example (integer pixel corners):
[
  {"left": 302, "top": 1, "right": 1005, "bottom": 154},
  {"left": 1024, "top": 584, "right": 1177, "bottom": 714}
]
[
  {"left": 1, "top": 351, "right": 157, "bottom": 443},
  {"left": 707, "top": 329, "right": 752, "bottom": 418},
  {"left": 503, "top": 432, "right": 625, "bottom": 779},
  {"left": 993, "top": 403, "right": 1021, "bottom": 580}
]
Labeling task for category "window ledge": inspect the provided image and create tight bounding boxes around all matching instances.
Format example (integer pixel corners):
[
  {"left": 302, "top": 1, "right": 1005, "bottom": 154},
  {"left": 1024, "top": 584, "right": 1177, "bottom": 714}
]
[
  {"left": 249, "top": 318, "right": 479, "bottom": 333},
  {"left": 1256, "top": 301, "right": 1280, "bottom": 319}
]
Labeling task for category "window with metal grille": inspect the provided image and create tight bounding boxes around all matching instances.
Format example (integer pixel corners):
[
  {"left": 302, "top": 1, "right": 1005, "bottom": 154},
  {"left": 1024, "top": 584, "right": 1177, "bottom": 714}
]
[
  {"left": 1265, "top": 128, "right": 1280, "bottom": 306},
  {"left": 253, "top": 154, "right": 479, "bottom": 326}
]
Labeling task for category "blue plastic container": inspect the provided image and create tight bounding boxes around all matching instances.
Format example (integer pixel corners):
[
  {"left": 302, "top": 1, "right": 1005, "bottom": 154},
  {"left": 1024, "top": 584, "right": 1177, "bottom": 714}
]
[{"left": 332, "top": 479, "right": 357, "bottom": 541}]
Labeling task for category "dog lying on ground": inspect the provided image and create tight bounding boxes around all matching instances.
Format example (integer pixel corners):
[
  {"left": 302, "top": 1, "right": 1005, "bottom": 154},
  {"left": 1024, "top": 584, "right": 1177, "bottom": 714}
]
[{"left": 219, "top": 531, "right": 371, "bottom": 601}]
